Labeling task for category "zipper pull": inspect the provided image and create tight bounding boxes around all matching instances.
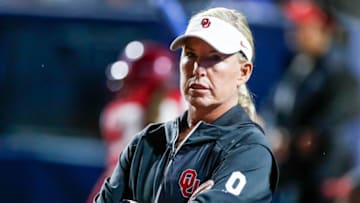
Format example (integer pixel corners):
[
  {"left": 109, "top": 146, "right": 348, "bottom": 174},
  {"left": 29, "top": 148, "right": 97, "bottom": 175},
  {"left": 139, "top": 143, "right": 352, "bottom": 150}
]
[{"left": 169, "top": 148, "right": 176, "bottom": 160}]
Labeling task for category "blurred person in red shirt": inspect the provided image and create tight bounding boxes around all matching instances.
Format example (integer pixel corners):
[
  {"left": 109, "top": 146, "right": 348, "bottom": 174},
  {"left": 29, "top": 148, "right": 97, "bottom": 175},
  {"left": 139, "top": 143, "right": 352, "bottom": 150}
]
[{"left": 87, "top": 40, "right": 185, "bottom": 203}]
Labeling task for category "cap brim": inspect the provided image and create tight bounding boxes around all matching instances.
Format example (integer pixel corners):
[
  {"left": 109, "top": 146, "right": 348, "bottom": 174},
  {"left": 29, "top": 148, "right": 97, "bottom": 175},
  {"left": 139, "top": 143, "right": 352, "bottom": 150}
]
[
  {"left": 170, "top": 33, "right": 237, "bottom": 55},
  {"left": 169, "top": 35, "right": 187, "bottom": 51}
]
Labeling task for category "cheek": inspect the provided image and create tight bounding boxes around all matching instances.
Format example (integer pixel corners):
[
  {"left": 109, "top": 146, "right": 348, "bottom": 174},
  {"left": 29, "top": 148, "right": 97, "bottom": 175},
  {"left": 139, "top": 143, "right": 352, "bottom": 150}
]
[
  {"left": 180, "top": 71, "right": 186, "bottom": 90},
  {"left": 212, "top": 65, "right": 240, "bottom": 92},
  {"left": 217, "top": 75, "right": 238, "bottom": 92},
  {"left": 179, "top": 63, "right": 190, "bottom": 92},
  {"left": 180, "top": 59, "right": 193, "bottom": 79},
  {"left": 217, "top": 62, "right": 240, "bottom": 80},
  {"left": 297, "top": 27, "right": 318, "bottom": 46}
]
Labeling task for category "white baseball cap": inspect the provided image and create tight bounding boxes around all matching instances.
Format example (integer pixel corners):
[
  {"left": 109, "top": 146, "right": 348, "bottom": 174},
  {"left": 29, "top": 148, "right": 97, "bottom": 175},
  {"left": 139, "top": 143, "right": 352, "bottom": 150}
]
[{"left": 170, "top": 16, "right": 253, "bottom": 61}]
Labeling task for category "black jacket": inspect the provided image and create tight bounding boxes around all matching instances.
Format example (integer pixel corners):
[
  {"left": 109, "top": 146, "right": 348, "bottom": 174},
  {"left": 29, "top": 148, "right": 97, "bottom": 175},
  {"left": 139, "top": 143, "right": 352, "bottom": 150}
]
[{"left": 95, "top": 105, "right": 279, "bottom": 203}]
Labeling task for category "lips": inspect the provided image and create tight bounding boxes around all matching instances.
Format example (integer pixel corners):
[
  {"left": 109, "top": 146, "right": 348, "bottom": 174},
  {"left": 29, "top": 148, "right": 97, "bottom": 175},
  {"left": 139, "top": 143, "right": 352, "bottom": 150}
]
[{"left": 189, "top": 82, "right": 208, "bottom": 90}]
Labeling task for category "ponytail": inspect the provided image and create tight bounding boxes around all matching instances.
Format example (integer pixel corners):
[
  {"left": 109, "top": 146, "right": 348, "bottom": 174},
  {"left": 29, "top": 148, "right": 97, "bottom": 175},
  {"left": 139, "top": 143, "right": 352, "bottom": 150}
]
[{"left": 238, "top": 84, "right": 257, "bottom": 122}]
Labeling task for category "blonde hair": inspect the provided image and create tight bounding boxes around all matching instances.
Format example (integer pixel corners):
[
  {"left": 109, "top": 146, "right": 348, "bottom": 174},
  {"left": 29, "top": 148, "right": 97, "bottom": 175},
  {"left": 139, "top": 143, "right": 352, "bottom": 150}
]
[{"left": 192, "top": 7, "right": 257, "bottom": 121}]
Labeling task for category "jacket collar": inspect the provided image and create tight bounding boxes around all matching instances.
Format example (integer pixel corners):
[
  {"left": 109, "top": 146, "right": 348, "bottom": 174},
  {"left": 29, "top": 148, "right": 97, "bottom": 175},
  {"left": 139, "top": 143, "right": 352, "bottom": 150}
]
[
  {"left": 211, "top": 104, "right": 253, "bottom": 126},
  {"left": 179, "top": 104, "right": 252, "bottom": 128},
  {"left": 165, "top": 105, "right": 254, "bottom": 145}
]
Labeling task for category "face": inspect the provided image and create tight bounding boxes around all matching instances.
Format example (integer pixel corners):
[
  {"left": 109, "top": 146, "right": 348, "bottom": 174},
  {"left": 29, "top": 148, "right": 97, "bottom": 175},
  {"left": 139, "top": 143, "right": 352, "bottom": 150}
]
[
  {"left": 180, "top": 37, "right": 252, "bottom": 110},
  {"left": 294, "top": 20, "right": 329, "bottom": 56}
]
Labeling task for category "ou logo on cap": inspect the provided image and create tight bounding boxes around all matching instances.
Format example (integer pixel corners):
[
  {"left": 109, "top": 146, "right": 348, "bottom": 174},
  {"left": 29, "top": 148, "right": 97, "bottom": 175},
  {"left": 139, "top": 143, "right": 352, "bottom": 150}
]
[{"left": 201, "top": 18, "right": 211, "bottom": 28}]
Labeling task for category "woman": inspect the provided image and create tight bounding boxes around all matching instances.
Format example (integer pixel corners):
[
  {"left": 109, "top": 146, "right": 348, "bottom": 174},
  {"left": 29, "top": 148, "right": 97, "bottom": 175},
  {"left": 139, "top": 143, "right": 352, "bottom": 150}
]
[{"left": 95, "top": 7, "right": 278, "bottom": 203}]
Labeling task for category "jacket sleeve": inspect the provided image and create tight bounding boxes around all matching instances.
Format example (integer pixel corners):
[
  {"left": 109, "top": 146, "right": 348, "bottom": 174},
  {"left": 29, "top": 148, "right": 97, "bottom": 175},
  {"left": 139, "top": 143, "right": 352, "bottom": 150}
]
[
  {"left": 192, "top": 143, "right": 276, "bottom": 203},
  {"left": 94, "top": 137, "right": 138, "bottom": 203}
]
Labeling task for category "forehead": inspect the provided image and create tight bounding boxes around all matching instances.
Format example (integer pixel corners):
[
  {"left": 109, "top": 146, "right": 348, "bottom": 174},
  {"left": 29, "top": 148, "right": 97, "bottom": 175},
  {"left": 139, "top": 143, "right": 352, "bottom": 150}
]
[
  {"left": 184, "top": 37, "right": 218, "bottom": 52},
  {"left": 295, "top": 19, "right": 326, "bottom": 30}
]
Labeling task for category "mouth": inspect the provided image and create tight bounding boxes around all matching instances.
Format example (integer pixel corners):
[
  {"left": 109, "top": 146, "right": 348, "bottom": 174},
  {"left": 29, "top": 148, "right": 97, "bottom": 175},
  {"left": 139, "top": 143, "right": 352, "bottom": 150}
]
[{"left": 189, "top": 82, "right": 208, "bottom": 90}]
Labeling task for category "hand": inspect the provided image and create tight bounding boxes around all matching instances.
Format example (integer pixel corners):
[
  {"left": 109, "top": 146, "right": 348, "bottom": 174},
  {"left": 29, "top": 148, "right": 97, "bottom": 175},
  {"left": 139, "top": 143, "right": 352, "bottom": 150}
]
[
  {"left": 188, "top": 180, "right": 214, "bottom": 202},
  {"left": 121, "top": 200, "right": 138, "bottom": 203}
]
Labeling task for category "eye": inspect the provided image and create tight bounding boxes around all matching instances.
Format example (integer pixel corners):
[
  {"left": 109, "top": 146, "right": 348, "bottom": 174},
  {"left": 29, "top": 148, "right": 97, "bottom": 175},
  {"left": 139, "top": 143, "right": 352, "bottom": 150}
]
[
  {"left": 208, "top": 53, "right": 226, "bottom": 62},
  {"left": 209, "top": 54, "right": 223, "bottom": 62},
  {"left": 184, "top": 50, "right": 196, "bottom": 59}
]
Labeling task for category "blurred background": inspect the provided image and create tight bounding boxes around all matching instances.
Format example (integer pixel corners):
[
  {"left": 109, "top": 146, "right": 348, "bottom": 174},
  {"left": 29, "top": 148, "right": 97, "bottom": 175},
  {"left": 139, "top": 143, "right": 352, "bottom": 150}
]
[{"left": 0, "top": 0, "right": 359, "bottom": 203}]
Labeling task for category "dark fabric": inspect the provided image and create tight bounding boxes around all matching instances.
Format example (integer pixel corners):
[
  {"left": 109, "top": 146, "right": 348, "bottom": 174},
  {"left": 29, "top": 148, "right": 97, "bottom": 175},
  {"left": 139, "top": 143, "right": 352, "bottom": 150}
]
[{"left": 95, "top": 105, "right": 279, "bottom": 203}]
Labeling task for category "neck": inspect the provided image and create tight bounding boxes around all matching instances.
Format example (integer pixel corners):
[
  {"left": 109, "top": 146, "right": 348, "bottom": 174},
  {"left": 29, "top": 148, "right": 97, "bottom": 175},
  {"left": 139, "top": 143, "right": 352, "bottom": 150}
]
[{"left": 187, "top": 100, "right": 238, "bottom": 128}]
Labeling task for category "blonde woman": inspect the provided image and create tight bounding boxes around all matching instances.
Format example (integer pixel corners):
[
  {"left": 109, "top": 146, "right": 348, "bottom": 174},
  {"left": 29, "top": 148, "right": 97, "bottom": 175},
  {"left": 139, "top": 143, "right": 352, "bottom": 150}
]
[{"left": 95, "top": 7, "right": 278, "bottom": 203}]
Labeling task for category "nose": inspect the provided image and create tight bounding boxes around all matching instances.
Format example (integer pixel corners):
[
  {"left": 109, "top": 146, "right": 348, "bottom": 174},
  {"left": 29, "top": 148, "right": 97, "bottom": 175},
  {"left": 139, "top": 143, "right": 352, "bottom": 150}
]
[{"left": 193, "top": 61, "right": 206, "bottom": 77}]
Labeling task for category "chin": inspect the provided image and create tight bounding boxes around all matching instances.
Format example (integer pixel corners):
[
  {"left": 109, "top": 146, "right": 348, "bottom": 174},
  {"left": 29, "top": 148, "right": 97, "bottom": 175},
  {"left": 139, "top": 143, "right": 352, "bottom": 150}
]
[
  {"left": 187, "top": 96, "right": 207, "bottom": 106},
  {"left": 186, "top": 96, "right": 217, "bottom": 109}
]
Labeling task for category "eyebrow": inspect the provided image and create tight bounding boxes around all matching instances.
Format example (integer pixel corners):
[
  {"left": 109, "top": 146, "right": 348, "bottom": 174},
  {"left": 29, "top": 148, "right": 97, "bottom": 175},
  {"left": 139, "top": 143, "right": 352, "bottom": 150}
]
[{"left": 184, "top": 46, "right": 219, "bottom": 54}]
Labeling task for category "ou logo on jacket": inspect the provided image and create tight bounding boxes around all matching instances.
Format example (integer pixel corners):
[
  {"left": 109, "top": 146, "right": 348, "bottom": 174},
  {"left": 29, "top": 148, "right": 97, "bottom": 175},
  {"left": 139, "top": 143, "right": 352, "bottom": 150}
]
[
  {"left": 179, "top": 169, "right": 247, "bottom": 199},
  {"left": 178, "top": 169, "right": 200, "bottom": 198}
]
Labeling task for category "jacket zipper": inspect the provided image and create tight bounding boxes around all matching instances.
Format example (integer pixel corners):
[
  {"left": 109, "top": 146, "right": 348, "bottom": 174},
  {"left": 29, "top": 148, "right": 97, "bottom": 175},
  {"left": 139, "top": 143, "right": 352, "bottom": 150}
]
[{"left": 154, "top": 121, "right": 202, "bottom": 202}]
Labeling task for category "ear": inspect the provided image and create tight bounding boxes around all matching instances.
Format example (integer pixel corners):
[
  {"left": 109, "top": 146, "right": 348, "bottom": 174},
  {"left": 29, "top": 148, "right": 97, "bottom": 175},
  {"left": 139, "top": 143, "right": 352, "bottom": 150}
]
[{"left": 237, "top": 61, "right": 253, "bottom": 86}]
